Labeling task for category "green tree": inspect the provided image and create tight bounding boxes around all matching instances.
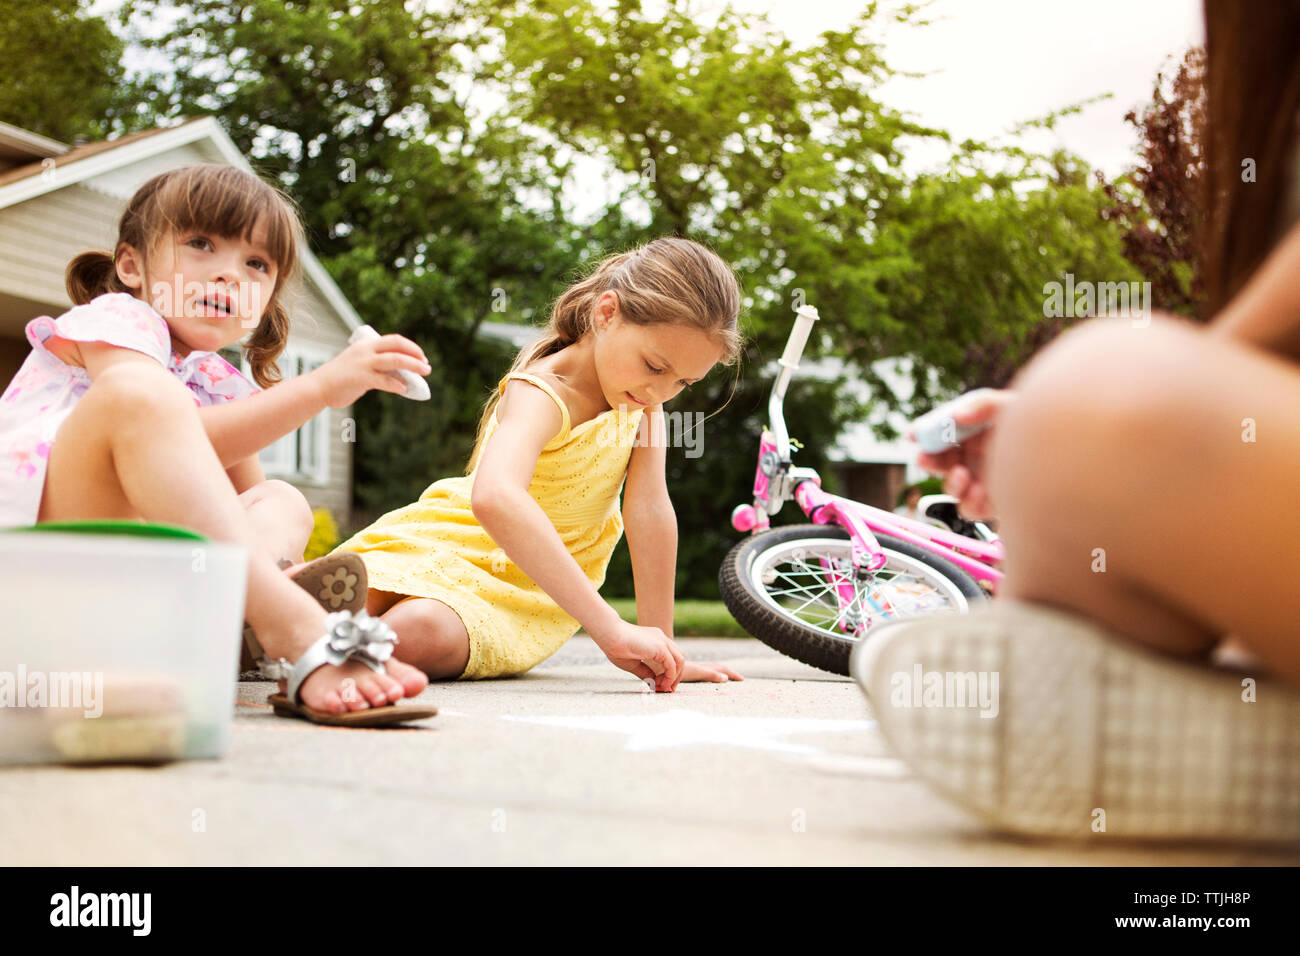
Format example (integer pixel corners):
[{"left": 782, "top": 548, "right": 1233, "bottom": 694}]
[
  {"left": 478, "top": 0, "right": 1138, "bottom": 408},
  {"left": 0, "top": 0, "right": 138, "bottom": 141},
  {"left": 122, "top": 0, "right": 582, "bottom": 521},
  {"left": 475, "top": 0, "right": 1137, "bottom": 597},
  {"left": 479, "top": 0, "right": 944, "bottom": 358},
  {"left": 879, "top": 148, "right": 1144, "bottom": 396}
]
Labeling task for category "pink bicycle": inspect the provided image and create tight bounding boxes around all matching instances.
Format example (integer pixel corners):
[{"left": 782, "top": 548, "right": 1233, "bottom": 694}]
[{"left": 719, "top": 306, "right": 1005, "bottom": 675}]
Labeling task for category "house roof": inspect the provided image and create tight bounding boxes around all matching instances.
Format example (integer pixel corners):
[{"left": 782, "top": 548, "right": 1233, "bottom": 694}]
[
  {"left": 0, "top": 124, "right": 179, "bottom": 189},
  {"left": 0, "top": 120, "right": 69, "bottom": 168},
  {"left": 0, "top": 117, "right": 362, "bottom": 332}
]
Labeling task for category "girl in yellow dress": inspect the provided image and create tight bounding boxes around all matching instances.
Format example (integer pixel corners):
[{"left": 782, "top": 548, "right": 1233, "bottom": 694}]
[{"left": 335, "top": 238, "right": 744, "bottom": 690}]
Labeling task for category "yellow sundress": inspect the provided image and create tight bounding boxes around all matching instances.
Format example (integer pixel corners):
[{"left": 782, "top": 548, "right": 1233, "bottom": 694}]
[{"left": 334, "top": 371, "right": 644, "bottom": 679}]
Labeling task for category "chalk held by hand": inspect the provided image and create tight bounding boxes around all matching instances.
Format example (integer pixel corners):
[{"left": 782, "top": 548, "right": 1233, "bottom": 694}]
[
  {"left": 347, "top": 324, "right": 432, "bottom": 401},
  {"left": 909, "top": 388, "right": 997, "bottom": 454}
]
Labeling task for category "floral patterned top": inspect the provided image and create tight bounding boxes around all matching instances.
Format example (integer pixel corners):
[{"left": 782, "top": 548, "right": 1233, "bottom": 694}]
[{"left": 0, "top": 292, "right": 260, "bottom": 528}]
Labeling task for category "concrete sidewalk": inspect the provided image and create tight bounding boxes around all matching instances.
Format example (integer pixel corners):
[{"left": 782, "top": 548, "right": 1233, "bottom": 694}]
[{"left": 3, "top": 637, "right": 1296, "bottom": 865}]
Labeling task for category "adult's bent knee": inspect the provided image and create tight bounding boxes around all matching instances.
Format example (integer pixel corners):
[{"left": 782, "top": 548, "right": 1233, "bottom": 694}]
[
  {"left": 1009, "top": 313, "right": 1201, "bottom": 411},
  {"left": 989, "top": 314, "right": 1209, "bottom": 517}
]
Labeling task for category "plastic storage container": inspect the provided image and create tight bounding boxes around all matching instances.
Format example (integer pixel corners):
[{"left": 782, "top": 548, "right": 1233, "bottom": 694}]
[{"left": 0, "top": 522, "right": 247, "bottom": 764}]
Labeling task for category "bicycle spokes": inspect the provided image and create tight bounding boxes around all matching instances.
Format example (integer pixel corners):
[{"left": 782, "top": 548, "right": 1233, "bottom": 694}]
[{"left": 756, "top": 539, "right": 962, "bottom": 638}]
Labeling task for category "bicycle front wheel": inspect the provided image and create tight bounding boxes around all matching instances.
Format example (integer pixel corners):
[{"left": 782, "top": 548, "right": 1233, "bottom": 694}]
[{"left": 718, "top": 524, "right": 986, "bottom": 676}]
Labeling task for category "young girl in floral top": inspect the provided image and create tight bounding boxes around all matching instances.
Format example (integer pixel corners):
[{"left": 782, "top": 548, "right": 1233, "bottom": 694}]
[{"left": 0, "top": 164, "right": 433, "bottom": 724}]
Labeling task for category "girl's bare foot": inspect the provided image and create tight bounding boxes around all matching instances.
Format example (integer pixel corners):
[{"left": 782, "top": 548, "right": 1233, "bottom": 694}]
[
  {"left": 383, "top": 657, "right": 432, "bottom": 698},
  {"left": 283, "top": 658, "right": 413, "bottom": 711},
  {"left": 252, "top": 568, "right": 429, "bottom": 714}
]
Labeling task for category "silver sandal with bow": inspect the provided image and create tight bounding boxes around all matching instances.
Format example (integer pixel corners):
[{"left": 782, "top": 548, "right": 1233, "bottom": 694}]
[{"left": 260, "top": 610, "right": 437, "bottom": 727}]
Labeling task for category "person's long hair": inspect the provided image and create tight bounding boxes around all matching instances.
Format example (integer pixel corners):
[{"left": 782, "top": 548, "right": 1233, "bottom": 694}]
[{"left": 1201, "top": 0, "right": 1300, "bottom": 314}]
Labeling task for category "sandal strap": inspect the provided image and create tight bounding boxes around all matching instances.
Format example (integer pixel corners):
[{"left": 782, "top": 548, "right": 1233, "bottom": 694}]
[{"left": 258, "top": 610, "right": 399, "bottom": 705}]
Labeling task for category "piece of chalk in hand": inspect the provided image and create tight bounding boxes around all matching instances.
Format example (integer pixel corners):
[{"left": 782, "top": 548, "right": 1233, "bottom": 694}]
[
  {"left": 910, "top": 395, "right": 992, "bottom": 454},
  {"left": 348, "top": 324, "right": 431, "bottom": 401}
]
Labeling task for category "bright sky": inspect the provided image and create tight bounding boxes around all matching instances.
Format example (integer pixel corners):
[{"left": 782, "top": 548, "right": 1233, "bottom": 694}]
[{"left": 730, "top": 0, "right": 1205, "bottom": 177}]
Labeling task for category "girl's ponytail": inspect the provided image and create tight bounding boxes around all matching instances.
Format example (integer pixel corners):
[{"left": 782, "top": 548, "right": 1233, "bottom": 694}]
[
  {"left": 243, "top": 299, "right": 290, "bottom": 389},
  {"left": 465, "top": 253, "right": 635, "bottom": 473},
  {"left": 464, "top": 239, "right": 742, "bottom": 474},
  {"left": 511, "top": 252, "right": 634, "bottom": 373},
  {"left": 65, "top": 250, "right": 129, "bottom": 305}
]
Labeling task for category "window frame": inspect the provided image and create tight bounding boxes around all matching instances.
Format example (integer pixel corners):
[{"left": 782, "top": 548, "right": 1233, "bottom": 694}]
[{"left": 221, "top": 343, "right": 332, "bottom": 486}]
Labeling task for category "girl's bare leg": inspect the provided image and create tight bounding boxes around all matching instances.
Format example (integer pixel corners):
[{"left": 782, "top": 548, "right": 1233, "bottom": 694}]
[
  {"left": 988, "top": 314, "right": 1300, "bottom": 684},
  {"left": 366, "top": 589, "right": 471, "bottom": 680},
  {"left": 238, "top": 479, "right": 314, "bottom": 567},
  {"left": 38, "top": 364, "right": 427, "bottom": 708}
]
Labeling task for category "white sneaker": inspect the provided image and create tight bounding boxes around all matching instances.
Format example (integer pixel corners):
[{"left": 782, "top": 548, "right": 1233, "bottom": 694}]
[{"left": 850, "top": 601, "right": 1300, "bottom": 841}]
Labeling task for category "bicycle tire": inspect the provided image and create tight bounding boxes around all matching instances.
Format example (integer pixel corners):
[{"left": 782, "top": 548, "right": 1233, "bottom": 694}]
[{"left": 719, "top": 524, "right": 986, "bottom": 676}]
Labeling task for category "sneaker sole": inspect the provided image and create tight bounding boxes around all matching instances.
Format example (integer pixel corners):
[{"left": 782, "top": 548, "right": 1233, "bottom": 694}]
[{"left": 849, "top": 602, "right": 1300, "bottom": 842}]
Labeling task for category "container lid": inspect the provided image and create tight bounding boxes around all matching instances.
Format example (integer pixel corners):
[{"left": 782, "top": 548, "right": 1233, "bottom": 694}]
[{"left": 11, "top": 520, "right": 208, "bottom": 542}]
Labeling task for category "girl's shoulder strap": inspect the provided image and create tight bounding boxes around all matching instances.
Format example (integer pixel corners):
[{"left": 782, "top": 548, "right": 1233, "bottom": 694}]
[{"left": 499, "top": 371, "right": 571, "bottom": 444}]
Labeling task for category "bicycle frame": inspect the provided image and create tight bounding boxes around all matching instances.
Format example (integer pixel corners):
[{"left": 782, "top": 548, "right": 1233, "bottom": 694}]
[{"left": 731, "top": 306, "right": 1004, "bottom": 603}]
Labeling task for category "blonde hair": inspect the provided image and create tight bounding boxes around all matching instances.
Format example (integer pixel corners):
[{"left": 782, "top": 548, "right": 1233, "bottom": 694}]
[
  {"left": 467, "top": 237, "right": 742, "bottom": 472},
  {"left": 65, "top": 164, "right": 304, "bottom": 388}
]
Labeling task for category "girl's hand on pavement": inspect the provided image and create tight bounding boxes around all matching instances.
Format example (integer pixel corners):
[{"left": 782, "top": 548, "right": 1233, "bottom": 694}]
[
  {"left": 909, "top": 388, "right": 1016, "bottom": 521},
  {"left": 681, "top": 660, "right": 743, "bottom": 683},
  {"left": 592, "top": 619, "right": 684, "bottom": 692}
]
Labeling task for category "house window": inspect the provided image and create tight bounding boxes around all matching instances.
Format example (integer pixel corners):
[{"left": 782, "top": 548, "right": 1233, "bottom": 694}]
[{"left": 220, "top": 344, "right": 331, "bottom": 484}]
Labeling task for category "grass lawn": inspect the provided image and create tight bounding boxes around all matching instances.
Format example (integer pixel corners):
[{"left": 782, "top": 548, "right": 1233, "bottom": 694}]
[{"left": 590, "top": 598, "right": 751, "bottom": 638}]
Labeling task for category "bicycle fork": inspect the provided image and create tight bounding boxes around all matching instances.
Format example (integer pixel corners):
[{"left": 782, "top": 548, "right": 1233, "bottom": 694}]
[
  {"left": 733, "top": 428, "right": 896, "bottom": 637},
  {"left": 793, "top": 477, "right": 897, "bottom": 637}
]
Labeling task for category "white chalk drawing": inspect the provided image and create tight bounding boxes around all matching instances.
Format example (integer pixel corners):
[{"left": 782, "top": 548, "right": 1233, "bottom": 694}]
[{"left": 500, "top": 709, "right": 876, "bottom": 755}]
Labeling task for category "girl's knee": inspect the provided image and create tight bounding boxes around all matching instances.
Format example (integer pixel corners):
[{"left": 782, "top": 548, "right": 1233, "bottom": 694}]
[
  {"left": 45, "top": 364, "right": 194, "bottom": 481},
  {"left": 87, "top": 362, "right": 192, "bottom": 414},
  {"left": 253, "top": 479, "right": 313, "bottom": 539},
  {"left": 402, "top": 598, "right": 467, "bottom": 635},
  {"left": 386, "top": 599, "right": 470, "bottom": 675}
]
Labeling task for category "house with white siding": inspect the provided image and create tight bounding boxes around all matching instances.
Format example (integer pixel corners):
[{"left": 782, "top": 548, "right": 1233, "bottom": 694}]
[{"left": 0, "top": 118, "right": 359, "bottom": 525}]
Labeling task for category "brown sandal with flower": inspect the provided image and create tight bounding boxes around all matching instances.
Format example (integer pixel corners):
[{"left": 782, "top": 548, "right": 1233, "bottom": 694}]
[
  {"left": 239, "top": 553, "right": 368, "bottom": 673},
  {"left": 287, "top": 552, "right": 368, "bottom": 614}
]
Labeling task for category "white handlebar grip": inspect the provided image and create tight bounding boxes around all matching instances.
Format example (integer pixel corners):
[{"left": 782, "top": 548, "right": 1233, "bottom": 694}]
[
  {"left": 780, "top": 305, "right": 820, "bottom": 368},
  {"left": 347, "top": 324, "right": 432, "bottom": 402}
]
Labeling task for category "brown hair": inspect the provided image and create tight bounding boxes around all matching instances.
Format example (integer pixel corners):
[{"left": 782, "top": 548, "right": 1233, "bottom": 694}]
[
  {"left": 1201, "top": 0, "right": 1300, "bottom": 313},
  {"left": 467, "top": 237, "right": 742, "bottom": 472},
  {"left": 65, "top": 164, "right": 304, "bottom": 387}
]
